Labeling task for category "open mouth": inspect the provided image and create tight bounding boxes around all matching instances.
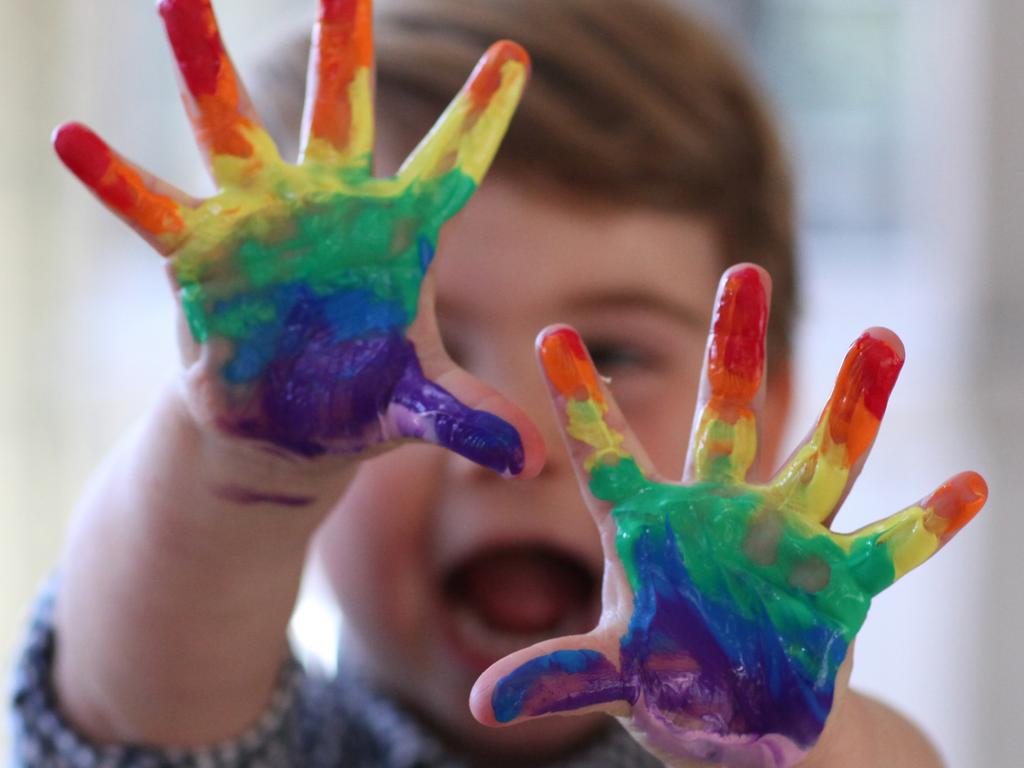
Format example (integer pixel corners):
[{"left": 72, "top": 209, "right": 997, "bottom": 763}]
[{"left": 441, "top": 544, "right": 601, "bottom": 671}]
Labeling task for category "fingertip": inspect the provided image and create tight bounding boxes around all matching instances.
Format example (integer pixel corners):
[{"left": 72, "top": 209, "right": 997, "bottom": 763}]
[
  {"left": 490, "top": 39, "right": 531, "bottom": 73},
  {"left": 468, "top": 676, "right": 502, "bottom": 727},
  {"left": 512, "top": 414, "right": 548, "bottom": 480},
  {"left": 721, "top": 262, "right": 772, "bottom": 294},
  {"left": 863, "top": 326, "right": 906, "bottom": 362},
  {"left": 468, "top": 40, "right": 531, "bottom": 110},
  {"left": 51, "top": 121, "right": 81, "bottom": 151},
  {"left": 845, "top": 329, "right": 906, "bottom": 421},
  {"left": 708, "top": 265, "right": 770, "bottom": 404},
  {"left": 52, "top": 122, "right": 107, "bottom": 182},
  {"left": 535, "top": 324, "right": 604, "bottom": 405},
  {"left": 965, "top": 470, "right": 989, "bottom": 505},
  {"left": 923, "top": 471, "right": 987, "bottom": 543}
]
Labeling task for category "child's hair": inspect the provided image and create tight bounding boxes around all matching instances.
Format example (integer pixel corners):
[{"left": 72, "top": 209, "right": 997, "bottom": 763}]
[{"left": 254, "top": 0, "right": 797, "bottom": 359}]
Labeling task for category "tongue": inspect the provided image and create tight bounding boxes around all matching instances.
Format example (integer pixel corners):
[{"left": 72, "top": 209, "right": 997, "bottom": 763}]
[{"left": 453, "top": 549, "right": 593, "bottom": 634}]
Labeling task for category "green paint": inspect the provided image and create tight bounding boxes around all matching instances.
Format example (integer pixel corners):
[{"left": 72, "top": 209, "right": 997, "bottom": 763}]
[
  {"left": 589, "top": 458, "right": 896, "bottom": 672},
  {"left": 206, "top": 294, "right": 278, "bottom": 339},
  {"left": 170, "top": 168, "right": 475, "bottom": 343}
]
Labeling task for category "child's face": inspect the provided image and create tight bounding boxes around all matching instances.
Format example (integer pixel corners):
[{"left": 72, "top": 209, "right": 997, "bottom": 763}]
[{"left": 315, "top": 176, "right": 770, "bottom": 758}]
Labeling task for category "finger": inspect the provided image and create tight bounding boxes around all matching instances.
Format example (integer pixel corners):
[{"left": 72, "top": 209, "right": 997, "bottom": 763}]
[
  {"left": 404, "top": 274, "right": 546, "bottom": 478},
  {"left": 385, "top": 354, "right": 545, "bottom": 477},
  {"left": 52, "top": 122, "right": 193, "bottom": 255},
  {"left": 770, "top": 328, "right": 904, "bottom": 526},
  {"left": 843, "top": 471, "right": 987, "bottom": 596},
  {"left": 471, "top": 635, "right": 632, "bottom": 726},
  {"left": 537, "top": 325, "right": 657, "bottom": 510},
  {"left": 158, "top": 0, "right": 282, "bottom": 186},
  {"left": 300, "top": 0, "right": 375, "bottom": 172},
  {"left": 395, "top": 41, "right": 530, "bottom": 223},
  {"left": 683, "top": 264, "right": 770, "bottom": 485}
]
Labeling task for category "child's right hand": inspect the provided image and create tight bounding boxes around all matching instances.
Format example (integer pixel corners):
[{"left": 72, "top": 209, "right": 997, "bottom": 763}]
[{"left": 53, "top": 0, "right": 540, "bottom": 476}]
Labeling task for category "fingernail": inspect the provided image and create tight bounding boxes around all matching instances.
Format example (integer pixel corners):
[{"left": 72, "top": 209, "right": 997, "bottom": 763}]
[
  {"left": 925, "top": 471, "right": 987, "bottom": 541},
  {"left": 825, "top": 331, "right": 904, "bottom": 464},
  {"left": 467, "top": 41, "right": 530, "bottom": 111},
  {"left": 539, "top": 327, "right": 603, "bottom": 404},
  {"left": 708, "top": 266, "right": 768, "bottom": 404}
]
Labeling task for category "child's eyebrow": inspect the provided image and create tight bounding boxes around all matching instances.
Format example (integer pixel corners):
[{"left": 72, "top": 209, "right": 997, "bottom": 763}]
[{"left": 565, "top": 289, "right": 708, "bottom": 332}]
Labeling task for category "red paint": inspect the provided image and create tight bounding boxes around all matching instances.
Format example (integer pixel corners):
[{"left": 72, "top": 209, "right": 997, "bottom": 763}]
[
  {"left": 320, "top": 0, "right": 366, "bottom": 36},
  {"left": 160, "top": 0, "right": 255, "bottom": 160},
  {"left": 53, "top": 122, "right": 112, "bottom": 189},
  {"left": 53, "top": 123, "right": 184, "bottom": 238},
  {"left": 159, "top": 0, "right": 224, "bottom": 97},
  {"left": 540, "top": 327, "right": 603, "bottom": 403},
  {"left": 707, "top": 266, "right": 768, "bottom": 405},
  {"left": 467, "top": 41, "right": 529, "bottom": 112},
  {"left": 824, "top": 332, "right": 904, "bottom": 464},
  {"left": 309, "top": 0, "right": 373, "bottom": 151}
]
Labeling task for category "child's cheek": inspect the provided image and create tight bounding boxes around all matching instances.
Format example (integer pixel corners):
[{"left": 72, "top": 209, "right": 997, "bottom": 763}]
[{"left": 616, "top": 380, "right": 698, "bottom": 478}]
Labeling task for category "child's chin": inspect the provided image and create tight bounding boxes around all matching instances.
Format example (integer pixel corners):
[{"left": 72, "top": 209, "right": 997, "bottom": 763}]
[{"left": 440, "top": 705, "right": 611, "bottom": 763}]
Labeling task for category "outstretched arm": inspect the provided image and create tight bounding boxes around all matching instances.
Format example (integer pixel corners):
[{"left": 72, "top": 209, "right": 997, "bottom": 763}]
[{"left": 50, "top": 0, "right": 540, "bottom": 746}]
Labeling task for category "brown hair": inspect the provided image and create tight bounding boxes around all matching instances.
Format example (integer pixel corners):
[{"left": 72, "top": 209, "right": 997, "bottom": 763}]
[{"left": 254, "top": 0, "right": 797, "bottom": 358}]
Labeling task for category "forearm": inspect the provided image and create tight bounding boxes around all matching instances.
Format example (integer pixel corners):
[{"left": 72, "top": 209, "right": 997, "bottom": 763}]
[{"left": 53, "top": 383, "right": 355, "bottom": 746}]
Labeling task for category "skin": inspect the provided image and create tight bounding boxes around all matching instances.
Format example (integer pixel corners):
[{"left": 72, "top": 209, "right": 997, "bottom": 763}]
[{"left": 47, "top": 1, "right": 967, "bottom": 765}]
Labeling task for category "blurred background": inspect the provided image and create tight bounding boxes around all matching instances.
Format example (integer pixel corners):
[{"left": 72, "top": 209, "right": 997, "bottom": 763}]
[{"left": 1, "top": 0, "right": 1020, "bottom": 763}]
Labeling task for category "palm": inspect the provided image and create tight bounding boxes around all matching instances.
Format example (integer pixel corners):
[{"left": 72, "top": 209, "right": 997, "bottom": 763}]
[
  {"left": 474, "top": 266, "right": 986, "bottom": 768},
  {"left": 53, "top": 0, "right": 531, "bottom": 471}
]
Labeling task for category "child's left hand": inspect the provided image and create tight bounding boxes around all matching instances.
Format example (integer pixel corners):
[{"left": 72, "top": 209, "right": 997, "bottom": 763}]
[{"left": 470, "top": 264, "right": 986, "bottom": 767}]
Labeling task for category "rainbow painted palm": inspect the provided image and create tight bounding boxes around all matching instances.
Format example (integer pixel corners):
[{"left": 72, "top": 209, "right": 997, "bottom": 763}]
[
  {"left": 487, "top": 267, "right": 986, "bottom": 767},
  {"left": 53, "top": 0, "right": 530, "bottom": 471}
]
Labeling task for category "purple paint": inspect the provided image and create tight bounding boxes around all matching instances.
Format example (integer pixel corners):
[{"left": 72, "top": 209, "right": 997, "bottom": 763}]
[{"left": 226, "top": 323, "right": 522, "bottom": 474}]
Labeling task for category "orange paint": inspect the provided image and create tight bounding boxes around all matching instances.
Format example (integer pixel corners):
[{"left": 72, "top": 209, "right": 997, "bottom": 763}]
[
  {"left": 53, "top": 123, "right": 185, "bottom": 239},
  {"left": 467, "top": 41, "right": 529, "bottom": 112},
  {"left": 541, "top": 328, "right": 604, "bottom": 404},
  {"left": 309, "top": 0, "right": 373, "bottom": 150},
  {"left": 923, "top": 471, "right": 987, "bottom": 543},
  {"left": 707, "top": 266, "right": 767, "bottom": 407},
  {"left": 161, "top": 0, "right": 254, "bottom": 159},
  {"left": 824, "top": 333, "right": 903, "bottom": 465},
  {"left": 194, "top": 89, "right": 255, "bottom": 161}
]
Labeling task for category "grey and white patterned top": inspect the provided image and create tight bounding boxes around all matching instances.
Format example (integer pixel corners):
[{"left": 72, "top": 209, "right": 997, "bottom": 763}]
[{"left": 9, "top": 587, "right": 663, "bottom": 768}]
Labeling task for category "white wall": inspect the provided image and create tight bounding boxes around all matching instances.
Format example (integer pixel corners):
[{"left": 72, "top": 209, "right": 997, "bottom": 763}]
[{"left": 977, "top": 0, "right": 1024, "bottom": 763}]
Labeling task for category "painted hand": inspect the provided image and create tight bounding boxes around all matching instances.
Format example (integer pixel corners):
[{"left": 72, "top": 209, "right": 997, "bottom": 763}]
[
  {"left": 52, "top": 0, "right": 537, "bottom": 472},
  {"left": 471, "top": 265, "right": 987, "bottom": 767}
]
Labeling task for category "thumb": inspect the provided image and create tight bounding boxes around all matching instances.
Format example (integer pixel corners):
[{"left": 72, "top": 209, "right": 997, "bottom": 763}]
[
  {"left": 470, "top": 629, "right": 630, "bottom": 727},
  {"left": 397, "top": 273, "right": 545, "bottom": 478}
]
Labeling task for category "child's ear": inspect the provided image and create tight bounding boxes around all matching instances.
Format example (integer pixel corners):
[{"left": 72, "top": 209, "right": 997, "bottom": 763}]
[{"left": 758, "top": 354, "right": 794, "bottom": 480}]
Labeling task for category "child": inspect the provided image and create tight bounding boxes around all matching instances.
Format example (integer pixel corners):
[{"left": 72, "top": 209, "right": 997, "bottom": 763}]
[{"left": 11, "top": 0, "right": 982, "bottom": 765}]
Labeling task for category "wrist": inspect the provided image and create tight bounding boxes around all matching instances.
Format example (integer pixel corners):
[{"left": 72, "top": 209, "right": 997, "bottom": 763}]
[
  {"left": 794, "top": 648, "right": 872, "bottom": 768},
  {"left": 164, "top": 379, "right": 359, "bottom": 515}
]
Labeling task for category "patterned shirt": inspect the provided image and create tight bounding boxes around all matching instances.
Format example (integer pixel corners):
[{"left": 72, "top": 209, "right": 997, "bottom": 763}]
[{"left": 10, "top": 589, "right": 663, "bottom": 768}]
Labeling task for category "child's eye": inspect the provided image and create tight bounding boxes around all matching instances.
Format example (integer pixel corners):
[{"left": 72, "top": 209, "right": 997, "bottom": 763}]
[{"left": 583, "top": 339, "right": 660, "bottom": 374}]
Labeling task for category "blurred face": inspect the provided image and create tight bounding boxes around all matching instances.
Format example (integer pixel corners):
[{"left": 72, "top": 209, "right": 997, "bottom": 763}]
[{"left": 316, "top": 176, "right": 783, "bottom": 761}]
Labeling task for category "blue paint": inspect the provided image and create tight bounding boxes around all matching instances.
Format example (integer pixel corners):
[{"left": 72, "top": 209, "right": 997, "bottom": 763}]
[
  {"left": 418, "top": 236, "right": 435, "bottom": 273},
  {"left": 493, "top": 648, "right": 627, "bottom": 723}
]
